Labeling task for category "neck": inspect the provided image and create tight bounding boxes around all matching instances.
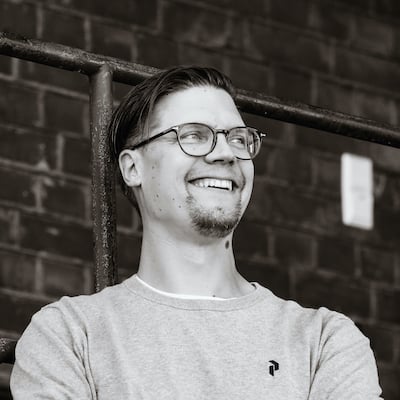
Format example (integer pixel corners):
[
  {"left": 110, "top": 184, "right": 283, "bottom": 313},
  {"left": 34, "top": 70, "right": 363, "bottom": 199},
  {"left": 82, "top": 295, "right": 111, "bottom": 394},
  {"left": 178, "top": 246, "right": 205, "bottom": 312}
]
[{"left": 136, "top": 225, "right": 252, "bottom": 298}]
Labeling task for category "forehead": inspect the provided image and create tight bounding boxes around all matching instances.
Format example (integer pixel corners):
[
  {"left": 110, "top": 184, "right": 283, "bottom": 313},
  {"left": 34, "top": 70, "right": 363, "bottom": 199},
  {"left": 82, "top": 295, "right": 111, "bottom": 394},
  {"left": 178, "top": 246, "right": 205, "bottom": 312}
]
[{"left": 148, "top": 85, "right": 244, "bottom": 132}]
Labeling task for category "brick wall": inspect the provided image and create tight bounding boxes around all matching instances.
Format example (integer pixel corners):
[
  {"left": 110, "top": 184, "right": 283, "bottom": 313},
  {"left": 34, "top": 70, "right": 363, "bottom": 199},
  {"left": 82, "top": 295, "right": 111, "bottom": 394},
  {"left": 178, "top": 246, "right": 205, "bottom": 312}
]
[{"left": 1, "top": 0, "right": 400, "bottom": 398}]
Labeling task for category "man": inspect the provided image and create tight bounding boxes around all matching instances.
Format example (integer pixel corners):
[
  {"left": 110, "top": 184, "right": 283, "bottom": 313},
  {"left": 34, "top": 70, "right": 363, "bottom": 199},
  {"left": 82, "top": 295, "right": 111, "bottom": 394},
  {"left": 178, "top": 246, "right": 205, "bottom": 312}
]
[{"left": 11, "top": 66, "right": 382, "bottom": 399}]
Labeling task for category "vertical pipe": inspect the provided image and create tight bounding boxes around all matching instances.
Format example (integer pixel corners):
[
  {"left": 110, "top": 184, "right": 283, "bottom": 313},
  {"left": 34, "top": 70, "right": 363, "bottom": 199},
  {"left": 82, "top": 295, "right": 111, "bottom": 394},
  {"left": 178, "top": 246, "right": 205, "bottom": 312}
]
[{"left": 89, "top": 64, "right": 117, "bottom": 292}]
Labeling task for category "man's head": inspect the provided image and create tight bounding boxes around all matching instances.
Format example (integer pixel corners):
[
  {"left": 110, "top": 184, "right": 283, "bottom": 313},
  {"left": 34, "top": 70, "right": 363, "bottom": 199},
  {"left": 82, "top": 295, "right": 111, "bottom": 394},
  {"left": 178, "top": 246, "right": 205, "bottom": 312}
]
[{"left": 109, "top": 66, "right": 264, "bottom": 240}]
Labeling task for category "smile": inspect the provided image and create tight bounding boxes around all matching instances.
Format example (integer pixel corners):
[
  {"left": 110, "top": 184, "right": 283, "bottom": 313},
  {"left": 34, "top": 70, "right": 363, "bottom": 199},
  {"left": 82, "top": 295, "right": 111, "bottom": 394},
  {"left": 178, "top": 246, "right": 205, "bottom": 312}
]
[{"left": 190, "top": 178, "right": 234, "bottom": 191}]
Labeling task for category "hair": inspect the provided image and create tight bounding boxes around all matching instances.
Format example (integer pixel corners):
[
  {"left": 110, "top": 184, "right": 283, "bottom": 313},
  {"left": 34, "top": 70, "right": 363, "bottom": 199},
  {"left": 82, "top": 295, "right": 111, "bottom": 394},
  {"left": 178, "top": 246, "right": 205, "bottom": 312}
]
[{"left": 108, "top": 65, "right": 237, "bottom": 205}]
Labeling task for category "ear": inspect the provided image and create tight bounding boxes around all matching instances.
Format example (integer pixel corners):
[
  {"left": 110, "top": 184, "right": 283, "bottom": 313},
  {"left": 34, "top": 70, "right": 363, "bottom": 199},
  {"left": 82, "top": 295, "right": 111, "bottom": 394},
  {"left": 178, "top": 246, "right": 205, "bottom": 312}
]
[{"left": 118, "top": 149, "right": 142, "bottom": 188}]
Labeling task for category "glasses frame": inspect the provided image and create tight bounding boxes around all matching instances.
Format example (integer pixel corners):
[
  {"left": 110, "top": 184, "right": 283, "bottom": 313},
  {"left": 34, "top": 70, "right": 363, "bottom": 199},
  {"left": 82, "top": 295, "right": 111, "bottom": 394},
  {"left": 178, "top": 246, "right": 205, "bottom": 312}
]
[{"left": 127, "top": 122, "right": 266, "bottom": 160}]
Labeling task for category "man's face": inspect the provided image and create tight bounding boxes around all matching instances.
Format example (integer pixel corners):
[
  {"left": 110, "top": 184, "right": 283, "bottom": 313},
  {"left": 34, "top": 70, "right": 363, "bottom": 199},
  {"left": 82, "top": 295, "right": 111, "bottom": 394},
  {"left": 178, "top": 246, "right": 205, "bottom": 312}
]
[{"left": 134, "top": 85, "right": 254, "bottom": 240}]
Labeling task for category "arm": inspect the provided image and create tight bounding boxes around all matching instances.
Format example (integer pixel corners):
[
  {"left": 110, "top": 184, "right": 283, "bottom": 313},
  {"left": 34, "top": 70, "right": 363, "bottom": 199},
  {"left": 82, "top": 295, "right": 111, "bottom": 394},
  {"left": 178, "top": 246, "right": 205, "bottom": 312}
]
[
  {"left": 10, "top": 304, "right": 95, "bottom": 399},
  {"left": 308, "top": 312, "right": 383, "bottom": 400}
]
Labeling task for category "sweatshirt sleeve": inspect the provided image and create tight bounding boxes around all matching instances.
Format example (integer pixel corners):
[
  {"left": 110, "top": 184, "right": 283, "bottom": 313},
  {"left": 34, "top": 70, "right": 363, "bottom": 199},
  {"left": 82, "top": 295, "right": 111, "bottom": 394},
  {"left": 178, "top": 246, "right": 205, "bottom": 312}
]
[
  {"left": 308, "top": 311, "right": 383, "bottom": 400},
  {"left": 10, "top": 303, "right": 95, "bottom": 400}
]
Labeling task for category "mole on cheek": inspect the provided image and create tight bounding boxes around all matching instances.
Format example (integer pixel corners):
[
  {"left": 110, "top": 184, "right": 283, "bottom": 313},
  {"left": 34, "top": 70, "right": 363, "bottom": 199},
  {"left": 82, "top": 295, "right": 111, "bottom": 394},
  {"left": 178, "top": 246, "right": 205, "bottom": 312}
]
[{"left": 225, "top": 241, "right": 229, "bottom": 249}]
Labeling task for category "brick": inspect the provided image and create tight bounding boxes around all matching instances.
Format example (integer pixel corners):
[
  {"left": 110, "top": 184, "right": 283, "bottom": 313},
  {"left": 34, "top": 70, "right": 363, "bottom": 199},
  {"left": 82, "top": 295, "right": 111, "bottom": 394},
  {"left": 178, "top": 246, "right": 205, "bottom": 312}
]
[
  {"left": 335, "top": 48, "right": 400, "bottom": 93},
  {"left": 41, "top": 8, "right": 85, "bottom": 49},
  {"left": 308, "top": 2, "right": 352, "bottom": 41},
  {"left": 315, "top": 80, "right": 395, "bottom": 125},
  {"left": 356, "top": 323, "right": 395, "bottom": 363},
  {"left": 179, "top": 45, "right": 226, "bottom": 71},
  {"left": 360, "top": 246, "right": 395, "bottom": 283},
  {"left": 352, "top": 90, "right": 397, "bottom": 125},
  {"left": 0, "top": 249, "right": 36, "bottom": 292},
  {"left": 117, "top": 232, "right": 141, "bottom": 272},
  {"left": 261, "top": 144, "right": 312, "bottom": 186},
  {"left": 0, "top": 57, "right": 11, "bottom": 75},
  {"left": 393, "top": 28, "right": 400, "bottom": 60},
  {"left": 274, "top": 230, "right": 314, "bottom": 269},
  {"left": 271, "top": 67, "right": 311, "bottom": 104},
  {"left": 248, "top": 182, "right": 341, "bottom": 232},
  {"left": 113, "top": 82, "right": 134, "bottom": 103},
  {"left": 0, "top": 383, "right": 11, "bottom": 400},
  {"left": 374, "top": 207, "right": 400, "bottom": 247},
  {"left": 0, "top": 81, "right": 39, "bottom": 127},
  {"left": 350, "top": 16, "right": 394, "bottom": 57},
  {"left": 374, "top": 0, "right": 400, "bottom": 18},
  {"left": 116, "top": 189, "right": 136, "bottom": 230},
  {"left": 330, "top": 0, "right": 370, "bottom": 10},
  {"left": 44, "top": 92, "right": 86, "bottom": 134},
  {"left": 228, "top": 58, "right": 271, "bottom": 93},
  {"left": 204, "top": 0, "right": 268, "bottom": 17},
  {"left": 243, "top": 115, "right": 296, "bottom": 147},
  {"left": 0, "top": 208, "right": 19, "bottom": 245},
  {"left": 20, "top": 212, "right": 92, "bottom": 261},
  {"left": 42, "top": 258, "right": 87, "bottom": 296},
  {"left": 0, "top": 2, "right": 37, "bottom": 38},
  {"left": 0, "top": 290, "right": 47, "bottom": 333},
  {"left": 313, "top": 156, "right": 340, "bottom": 194},
  {"left": 245, "top": 23, "right": 333, "bottom": 73},
  {"left": 379, "top": 365, "right": 400, "bottom": 399},
  {"left": 63, "top": 135, "right": 91, "bottom": 177},
  {"left": 270, "top": 0, "right": 310, "bottom": 28},
  {"left": 19, "top": 61, "right": 88, "bottom": 94},
  {"left": 369, "top": 144, "right": 400, "bottom": 173},
  {"left": 0, "top": 167, "right": 35, "bottom": 207},
  {"left": 377, "top": 288, "right": 400, "bottom": 324},
  {"left": 233, "top": 220, "right": 269, "bottom": 261},
  {"left": 117, "top": 268, "right": 134, "bottom": 284},
  {"left": 317, "top": 236, "right": 355, "bottom": 276},
  {"left": 163, "top": 2, "right": 234, "bottom": 50},
  {"left": 137, "top": 34, "right": 180, "bottom": 69},
  {"left": 374, "top": 173, "right": 400, "bottom": 212},
  {"left": 0, "top": 125, "right": 57, "bottom": 169},
  {"left": 70, "top": 0, "right": 157, "bottom": 28},
  {"left": 91, "top": 20, "right": 135, "bottom": 60},
  {"left": 295, "top": 271, "right": 370, "bottom": 318},
  {"left": 238, "top": 259, "right": 291, "bottom": 300},
  {"left": 315, "top": 79, "right": 353, "bottom": 115},
  {"left": 295, "top": 124, "right": 371, "bottom": 155},
  {"left": 41, "top": 178, "right": 87, "bottom": 219}
]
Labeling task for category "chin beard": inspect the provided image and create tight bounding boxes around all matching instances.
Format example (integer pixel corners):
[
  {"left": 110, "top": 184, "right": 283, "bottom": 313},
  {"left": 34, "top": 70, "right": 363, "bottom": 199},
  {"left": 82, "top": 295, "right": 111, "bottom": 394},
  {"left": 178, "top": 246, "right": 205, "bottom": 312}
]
[{"left": 186, "top": 195, "right": 242, "bottom": 238}]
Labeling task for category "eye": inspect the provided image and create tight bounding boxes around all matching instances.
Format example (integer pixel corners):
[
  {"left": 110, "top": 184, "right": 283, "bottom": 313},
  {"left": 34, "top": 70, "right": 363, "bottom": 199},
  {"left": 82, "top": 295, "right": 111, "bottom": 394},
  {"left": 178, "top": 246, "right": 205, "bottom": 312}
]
[
  {"left": 179, "top": 125, "right": 210, "bottom": 143},
  {"left": 228, "top": 132, "right": 247, "bottom": 147},
  {"left": 181, "top": 131, "right": 202, "bottom": 140}
]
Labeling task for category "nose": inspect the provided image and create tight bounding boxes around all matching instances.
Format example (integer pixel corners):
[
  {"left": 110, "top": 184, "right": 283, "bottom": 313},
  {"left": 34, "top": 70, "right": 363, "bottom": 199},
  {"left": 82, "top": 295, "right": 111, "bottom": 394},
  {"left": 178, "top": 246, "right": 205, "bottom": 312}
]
[{"left": 204, "top": 132, "right": 235, "bottom": 164}]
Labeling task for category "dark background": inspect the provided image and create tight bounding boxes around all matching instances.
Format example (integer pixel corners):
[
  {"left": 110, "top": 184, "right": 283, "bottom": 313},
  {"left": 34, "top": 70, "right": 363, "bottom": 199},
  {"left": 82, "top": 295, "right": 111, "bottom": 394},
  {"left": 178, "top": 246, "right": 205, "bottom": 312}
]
[{"left": 0, "top": 0, "right": 400, "bottom": 398}]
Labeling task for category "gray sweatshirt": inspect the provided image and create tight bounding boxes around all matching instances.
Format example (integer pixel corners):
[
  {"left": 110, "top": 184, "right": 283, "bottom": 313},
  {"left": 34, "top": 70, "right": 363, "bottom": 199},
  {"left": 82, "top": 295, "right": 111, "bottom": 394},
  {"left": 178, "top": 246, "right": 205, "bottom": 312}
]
[{"left": 11, "top": 274, "right": 383, "bottom": 399}]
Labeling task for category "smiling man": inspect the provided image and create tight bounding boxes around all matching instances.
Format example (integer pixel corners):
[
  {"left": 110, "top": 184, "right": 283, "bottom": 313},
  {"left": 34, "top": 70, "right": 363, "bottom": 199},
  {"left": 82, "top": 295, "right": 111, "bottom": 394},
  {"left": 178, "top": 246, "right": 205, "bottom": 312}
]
[{"left": 11, "top": 66, "right": 382, "bottom": 399}]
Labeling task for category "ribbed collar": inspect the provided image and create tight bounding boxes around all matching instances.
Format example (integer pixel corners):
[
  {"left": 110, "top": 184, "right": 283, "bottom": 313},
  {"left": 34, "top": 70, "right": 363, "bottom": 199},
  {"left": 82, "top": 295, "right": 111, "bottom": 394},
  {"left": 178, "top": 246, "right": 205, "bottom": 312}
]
[{"left": 123, "top": 274, "right": 270, "bottom": 311}]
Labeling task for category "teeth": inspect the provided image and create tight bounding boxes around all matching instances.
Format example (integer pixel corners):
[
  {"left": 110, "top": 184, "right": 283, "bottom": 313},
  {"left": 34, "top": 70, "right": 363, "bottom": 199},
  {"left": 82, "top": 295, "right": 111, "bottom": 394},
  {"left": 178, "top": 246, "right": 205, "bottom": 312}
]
[{"left": 192, "top": 178, "right": 233, "bottom": 191}]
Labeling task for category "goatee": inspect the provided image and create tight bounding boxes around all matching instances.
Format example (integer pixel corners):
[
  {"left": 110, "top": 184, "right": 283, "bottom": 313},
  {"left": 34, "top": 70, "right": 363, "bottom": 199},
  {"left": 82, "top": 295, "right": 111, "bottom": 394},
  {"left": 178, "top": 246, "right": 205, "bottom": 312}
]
[{"left": 186, "top": 195, "right": 242, "bottom": 238}]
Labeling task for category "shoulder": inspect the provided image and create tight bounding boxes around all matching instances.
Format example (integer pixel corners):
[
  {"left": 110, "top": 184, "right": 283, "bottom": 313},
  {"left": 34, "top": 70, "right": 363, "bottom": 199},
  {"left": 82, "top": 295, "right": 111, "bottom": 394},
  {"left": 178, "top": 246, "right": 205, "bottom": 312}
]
[
  {"left": 257, "top": 284, "right": 367, "bottom": 344},
  {"left": 21, "top": 279, "right": 132, "bottom": 340}
]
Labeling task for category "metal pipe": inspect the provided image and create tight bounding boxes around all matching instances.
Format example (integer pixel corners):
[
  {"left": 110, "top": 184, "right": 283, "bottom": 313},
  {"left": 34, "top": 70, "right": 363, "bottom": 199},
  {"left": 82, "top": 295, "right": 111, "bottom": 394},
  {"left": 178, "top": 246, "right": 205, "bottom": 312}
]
[
  {"left": 0, "top": 338, "right": 16, "bottom": 364},
  {"left": 1, "top": 31, "right": 400, "bottom": 148},
  {"left": 90, "top": 64, "right": 117, "bottom": 292},
  {"left": 0, "top": 31, "right": 158, "bottom": 85},
  {"left": 237, "top": 91, "right": 400, "bottom": 148}
]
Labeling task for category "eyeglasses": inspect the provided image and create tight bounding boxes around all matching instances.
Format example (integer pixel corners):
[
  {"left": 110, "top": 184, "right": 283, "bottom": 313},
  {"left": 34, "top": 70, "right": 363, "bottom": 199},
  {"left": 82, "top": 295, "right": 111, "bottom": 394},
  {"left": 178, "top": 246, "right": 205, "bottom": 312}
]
[{"left": 128, "top": 122, "right": 266, "bottom": 160}]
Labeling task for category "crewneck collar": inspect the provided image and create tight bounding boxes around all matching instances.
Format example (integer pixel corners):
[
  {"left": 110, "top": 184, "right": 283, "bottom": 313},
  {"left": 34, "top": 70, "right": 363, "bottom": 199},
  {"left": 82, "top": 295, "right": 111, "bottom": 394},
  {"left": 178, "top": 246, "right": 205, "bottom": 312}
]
[{"left": 123, "top": 274, "right": 269, "bottom": 311}]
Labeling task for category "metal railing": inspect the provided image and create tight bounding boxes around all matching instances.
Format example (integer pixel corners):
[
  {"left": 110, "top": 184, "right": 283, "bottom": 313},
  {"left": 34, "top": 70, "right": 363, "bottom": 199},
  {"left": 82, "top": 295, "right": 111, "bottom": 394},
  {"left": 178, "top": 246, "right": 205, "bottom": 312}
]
[{"left": 1, "top": 31, "right": 400, "bottom": 364}]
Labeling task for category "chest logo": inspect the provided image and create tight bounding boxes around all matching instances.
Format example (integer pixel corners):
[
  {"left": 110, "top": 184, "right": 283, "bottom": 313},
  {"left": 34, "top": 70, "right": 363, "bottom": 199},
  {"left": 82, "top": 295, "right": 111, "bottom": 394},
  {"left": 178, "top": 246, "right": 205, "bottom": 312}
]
[{"left": 269, "top": 360, "right": 279, "bottom": 376}]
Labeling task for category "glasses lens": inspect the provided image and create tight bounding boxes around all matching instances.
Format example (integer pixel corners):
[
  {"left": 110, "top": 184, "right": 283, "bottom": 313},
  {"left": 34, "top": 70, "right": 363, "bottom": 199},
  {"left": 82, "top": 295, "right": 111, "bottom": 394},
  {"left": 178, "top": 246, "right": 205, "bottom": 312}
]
[
  {"left": 178, "top": 123, "right": 213, "bottom": 156},
  {"left": 228, "top": 128, "right": 261, "bottom": 159}
]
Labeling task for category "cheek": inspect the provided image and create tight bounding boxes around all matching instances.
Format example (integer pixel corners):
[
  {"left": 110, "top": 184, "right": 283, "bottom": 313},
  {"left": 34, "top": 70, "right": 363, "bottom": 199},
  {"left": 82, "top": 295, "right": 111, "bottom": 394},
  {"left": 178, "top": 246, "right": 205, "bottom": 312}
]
[
  {"left": 146, "top": 163, "right": 186, "bottom": 212},
  {"left": 242, "top": 163, "right": 255, "bottom": 202}
]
